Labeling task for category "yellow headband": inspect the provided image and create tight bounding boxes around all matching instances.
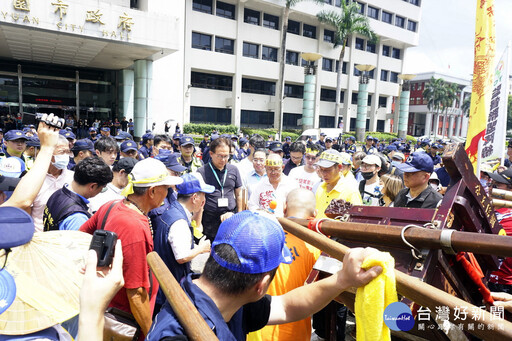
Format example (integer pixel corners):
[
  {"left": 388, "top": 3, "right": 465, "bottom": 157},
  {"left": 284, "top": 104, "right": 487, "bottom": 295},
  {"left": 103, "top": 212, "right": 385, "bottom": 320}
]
[
  {"left": 121, "top": 172, "right": 169, "bottom": 197},
  {"left": 266, "top": 159, "right": 283, "bottom": 167},
  {"left": 319, "top": 151, "right": 341, "bottom": 164},
  {"left": 305, "top": 148, "right": 316, "bottom": 155}
]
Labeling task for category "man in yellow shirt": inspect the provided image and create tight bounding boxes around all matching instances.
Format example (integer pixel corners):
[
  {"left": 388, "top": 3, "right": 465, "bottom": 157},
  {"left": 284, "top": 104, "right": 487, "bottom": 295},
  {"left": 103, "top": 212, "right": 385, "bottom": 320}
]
[{"left": 315, "top": 150, "right": 362, "bottom": 218}]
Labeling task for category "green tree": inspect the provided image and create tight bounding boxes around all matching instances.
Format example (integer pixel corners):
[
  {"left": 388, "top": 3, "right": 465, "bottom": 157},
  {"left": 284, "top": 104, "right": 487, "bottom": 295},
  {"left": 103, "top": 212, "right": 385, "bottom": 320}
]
[
  {"left": 441, "top": 82, "right": 459, "bottom": 137},
  {"left": 275, "top": 0, "right": 323, "bottom": 139},
  {"left": 317, "top": 1, "right": 377, "bottom": 130},
  {"left": 423, "top": 77, "right": 449, "bottom": 138}
]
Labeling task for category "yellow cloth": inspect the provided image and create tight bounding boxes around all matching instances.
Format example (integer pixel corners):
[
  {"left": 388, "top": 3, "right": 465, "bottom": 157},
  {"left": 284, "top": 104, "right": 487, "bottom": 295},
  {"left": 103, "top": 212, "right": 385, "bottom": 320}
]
[
  {"left": 355, "top": 252, "right": 398, "bottom": 341},
  {"left": 315, "top": 175, "right": 362, "bottom": 219}
]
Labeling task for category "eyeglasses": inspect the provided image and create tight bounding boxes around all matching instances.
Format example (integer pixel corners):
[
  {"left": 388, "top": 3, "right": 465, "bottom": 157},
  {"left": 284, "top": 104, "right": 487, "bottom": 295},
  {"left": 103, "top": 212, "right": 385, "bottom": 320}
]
[
  {"left": 305, "top": 155, "right": 316, "bottom": 161},
  {"left": 266, "top": 167, "right": 281, "bottom": 173},
  {"left": 1, "top": 248, "right": 11, "bottom": 271},
  {"left": 214, "top": 154, "right": 230, "bottom": 160},
  {"left": 290, "top": 155, "right": 303, "bottom": 161}
]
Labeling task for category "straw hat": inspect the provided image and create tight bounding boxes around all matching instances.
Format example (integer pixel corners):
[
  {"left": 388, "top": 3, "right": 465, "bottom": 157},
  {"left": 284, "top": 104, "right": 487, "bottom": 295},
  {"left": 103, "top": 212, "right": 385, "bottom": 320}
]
[{"left": 0, "top": 231, "right": 91, "bottom": 335}]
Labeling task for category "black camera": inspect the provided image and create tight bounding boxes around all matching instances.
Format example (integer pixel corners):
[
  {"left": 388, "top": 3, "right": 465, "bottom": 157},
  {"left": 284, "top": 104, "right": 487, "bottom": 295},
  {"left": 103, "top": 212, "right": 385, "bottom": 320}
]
[
  {"left": 89, "top": 230, "right": 118, "bottom": 267},
  {"left": 35, "top": 113, "right": 65, "bottom": 129}
]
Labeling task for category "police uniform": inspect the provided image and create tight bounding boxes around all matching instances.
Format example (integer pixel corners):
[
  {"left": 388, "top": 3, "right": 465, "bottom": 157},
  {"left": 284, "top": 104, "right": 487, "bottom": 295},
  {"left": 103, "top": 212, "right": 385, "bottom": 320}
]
[{"left": 43, "top": 186, "right": 91, "bottom": 231}]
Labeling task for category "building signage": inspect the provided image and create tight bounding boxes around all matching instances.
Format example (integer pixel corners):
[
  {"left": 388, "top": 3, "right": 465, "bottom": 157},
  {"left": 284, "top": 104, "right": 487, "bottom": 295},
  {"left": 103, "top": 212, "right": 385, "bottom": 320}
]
[{"left": 0, "top": 0, "right": 135, "bottom": 41}]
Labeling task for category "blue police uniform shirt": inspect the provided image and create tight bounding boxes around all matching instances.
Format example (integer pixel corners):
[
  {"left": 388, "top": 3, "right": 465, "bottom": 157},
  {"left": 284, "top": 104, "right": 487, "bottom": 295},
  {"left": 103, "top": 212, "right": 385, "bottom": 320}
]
[{"left": 146, "top": 274, "right": 271, "bottom": 341}]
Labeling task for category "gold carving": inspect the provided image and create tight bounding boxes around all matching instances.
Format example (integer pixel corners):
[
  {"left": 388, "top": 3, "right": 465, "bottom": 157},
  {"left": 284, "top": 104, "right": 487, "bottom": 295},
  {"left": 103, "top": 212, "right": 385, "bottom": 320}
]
[
  {"left": 13, "top": 0, "right": 29, "bottom": 11},
  {"left": 118, "top": 12, "right": 133, "bottom": 31},
  {"left": 86, "top": 9, "right": 105, "bottom": 25},
  {"left": 52, "top": 0, "right": 68, "bottom": 20}
]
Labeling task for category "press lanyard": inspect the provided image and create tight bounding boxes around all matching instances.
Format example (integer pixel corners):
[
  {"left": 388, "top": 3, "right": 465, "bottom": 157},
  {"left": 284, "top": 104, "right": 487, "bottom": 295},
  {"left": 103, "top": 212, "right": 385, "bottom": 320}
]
[{"left": 209, "top": 162, "right": 227, "bottom": 197}]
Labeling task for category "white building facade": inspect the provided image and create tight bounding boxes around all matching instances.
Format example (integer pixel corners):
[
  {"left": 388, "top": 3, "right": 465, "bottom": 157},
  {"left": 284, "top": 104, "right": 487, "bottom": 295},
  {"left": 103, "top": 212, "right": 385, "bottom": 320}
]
[
  {"left": 182, "top": 0, "right": 422, "bottom": 132},
  {"left": 0, "top": 0, "right": 183, "bottom": 137}
]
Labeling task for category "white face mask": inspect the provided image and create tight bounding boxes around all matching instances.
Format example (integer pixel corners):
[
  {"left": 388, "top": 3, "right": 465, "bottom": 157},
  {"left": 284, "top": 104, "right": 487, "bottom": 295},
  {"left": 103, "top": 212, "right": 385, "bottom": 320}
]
[
  {"left": 52, "top": 154, "right": 69, "bottom": 169},
  {"left": 429, "top": 183, "right": 439, "bottom": 191}
]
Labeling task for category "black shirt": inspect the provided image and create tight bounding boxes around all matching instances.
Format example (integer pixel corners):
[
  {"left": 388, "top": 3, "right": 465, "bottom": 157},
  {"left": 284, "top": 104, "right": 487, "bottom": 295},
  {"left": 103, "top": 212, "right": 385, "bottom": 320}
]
[
  {"left": 197, "top": 163, "right": 242, "bottom": 212},
  {"left": 393, "top": 185, "right": 443, "bottom": 209}
]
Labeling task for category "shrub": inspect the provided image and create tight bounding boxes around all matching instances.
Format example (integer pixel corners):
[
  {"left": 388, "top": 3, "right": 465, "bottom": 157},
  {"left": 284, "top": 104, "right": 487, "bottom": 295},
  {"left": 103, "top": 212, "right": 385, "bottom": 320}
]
[{"left": 183, "top": 123, "right": 238, "bottom": 136}]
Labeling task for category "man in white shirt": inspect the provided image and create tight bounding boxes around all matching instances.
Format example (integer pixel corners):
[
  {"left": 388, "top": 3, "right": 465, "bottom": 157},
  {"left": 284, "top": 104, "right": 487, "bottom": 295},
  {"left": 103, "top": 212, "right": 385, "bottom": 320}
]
[
  {"left": 248, "top": 154, "right": 298, "bottom": 217},
  {"left": 243, "top": 148, "right": 267, "bottom": 197},
  {"left": 31, "top": 135, "right": 74, "bottom": 231},
  {"left": 288, "top": 145, "right": 321, "bottom": 191},
  {"left": 89, "top": 157, "right": 138, "bottom": 212},
  {"left": 236, "top": 134, "right": 266, "bottom": 180}
]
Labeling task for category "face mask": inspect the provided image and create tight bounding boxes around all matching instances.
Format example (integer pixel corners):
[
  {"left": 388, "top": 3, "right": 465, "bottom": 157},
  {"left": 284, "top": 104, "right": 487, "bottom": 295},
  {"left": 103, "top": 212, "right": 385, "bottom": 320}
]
[
  {"left": 430, "top": 183, "right": 438, "bottom": 191},
  {"left": 52, "top": 154, "right": 69, "bottom": 169},
  {"left": 117, "top": 142, "right": 122, "bottom": 148},
  {"left": 361, "top": 171, "right": 374, "bottom": 180},
  {"left": 90, "top": 133, "right": 97, "bottom": 138}
]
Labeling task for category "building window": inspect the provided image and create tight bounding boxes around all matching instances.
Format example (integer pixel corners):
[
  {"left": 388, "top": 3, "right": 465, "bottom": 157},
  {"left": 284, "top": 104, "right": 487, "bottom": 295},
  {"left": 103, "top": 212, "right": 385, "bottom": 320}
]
[
  {"left": 320, "top": 88, "right": 335, "bottom": 102},
  {"left": 357, "top": 2, "right": 365, "bottom": 14},
  {"left": 191, "top": 106, "right": 231, "bottom": 124},
  {"left": 367, "top": 6, "right": 379, "bottom": 20},
  {"left": 376, "top": 119, "right": 385, "bottom": 132},
  {"left": 392, "top": 48, "right": 401, "bottom": 59},
  {"left": 262, "top": 46, "right": 278, "bottom": 62},
  {"left": 216, "top": 1, "right": 235, "bottom": 19},
  {"left": 395, "top": 15, "right": 405, "bottom": 28},
  {"left": 334, "top": 0, "right": 342, "bottom": 7},
  {"left": 410, "top": 0, "right": 420, "bottom": 6},
  {"left": 319, "top": 116, "right": 335, "bottom": 128},
  {"left": 263, "top": 13, "right": 279, "bottom": 30},
  {"left": 191, "top": 71, "right": 232, "bottom": 91},
  {"left": 355, "top": 38, "right": 364, "bottom": 50},
  {"left": 335, "top": 61, "right": 347, "bottom": 74},
  {"left": 287, "top": 20, "right": 300, "bottom": 35},
  {"left": 242, "top": 78, "right": 275, "bottom": 95},
  {"left": 354, "top": 67, "right": 361, "bottom": 77},
  {"left": 368, "top": 69, "right": 375, "bottom": 79},
  {"left": 283, "top": 113, "right": 301, "bottom": 129},
  {"left": 322, "top": 58, "right": 334, "bottom": 72},
  {"left": 243, "top": 42, "right": 259, "bottom": 59},
  {"left": 390, "top": 72, "right": 399, "bottom": 83},
  {"left": 324, "top": 29, "right": 335, "bottom": 43},
  {"left": 215, "top": 37, "right": 234, "bottom": 54},
  {"left": 192, "top": 0, "right": 212, "bottom": 14},
  {"left": 284, "top": 83, "right": 304, "bottom": 98},
  {"left": 192, "top": 32, "right": 212, "bottom": 50},
  {"left": 378, "top": 96, "right": 387, "bottom": 107},
  {"left": 351, "top": 92, "right": 358, "bottom": 104},
  {"left": 323, "top": 0, "right": 331, "bottom": 4},
  {"left": 380, "top": 70, "right": 389, "bottom": 81},
  {"left": 303, "top": 24, "right": 317, "bottom": 39},
  {"left": 382, "top": 11, "right": 392, "bottom": 24},
  {"left": 382, "top": 45, "right": 390, "bottom": 57},
  {"left": 417, "top": 97, "right": 422, "bottom": 104},
  {"left": 366, "top": 42, "right": 376, "bottom": 53},
  {"left": 244, "top": 8, "right": 260, "bottom": 25},
  {"left": 407, "top": 20, "right": 417, "bottom": 32},
  {"left": 241, "top": 110, "right": 274, "bottom": 127},
  {"left": 286, "top": 50, "right": 299, "bottom": 65}
]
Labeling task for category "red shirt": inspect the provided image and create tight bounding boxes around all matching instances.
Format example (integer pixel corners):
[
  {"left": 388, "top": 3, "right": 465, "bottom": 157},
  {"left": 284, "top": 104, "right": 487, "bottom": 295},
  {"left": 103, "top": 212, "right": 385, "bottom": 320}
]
[
  {"left": 490, "top": 208, "right": 512, "bottom": 285},
  {"left": 80, "top": 200, "right": 158, "bottom": 313}
]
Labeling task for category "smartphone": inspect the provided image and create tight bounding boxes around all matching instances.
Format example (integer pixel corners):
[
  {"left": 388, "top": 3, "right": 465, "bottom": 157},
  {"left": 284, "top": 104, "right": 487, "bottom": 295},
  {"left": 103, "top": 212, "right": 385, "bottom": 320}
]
[{"left": 89, "top": 230, "right": 118, "bottom": 267}]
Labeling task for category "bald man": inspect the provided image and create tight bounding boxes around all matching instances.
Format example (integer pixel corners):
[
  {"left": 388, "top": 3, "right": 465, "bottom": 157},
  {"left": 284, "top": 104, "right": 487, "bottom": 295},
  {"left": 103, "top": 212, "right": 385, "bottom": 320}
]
[
  {"left": 248, "top": 154, "right": 298, "bottom": 217},
  {"left": 259, "top": 188, "right": 321, "bottom": 341}
]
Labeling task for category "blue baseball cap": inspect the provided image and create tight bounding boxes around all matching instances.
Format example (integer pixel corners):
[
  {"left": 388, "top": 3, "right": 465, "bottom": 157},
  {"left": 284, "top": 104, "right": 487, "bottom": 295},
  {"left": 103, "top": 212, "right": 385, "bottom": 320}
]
[
  {"left": 89, "top": 127, "right": 97, "bottom": 132},
  {"left": 101, "top": 127, "right": 110, "bottom": 132},
  {"left": 71, "top": 139, "right": 95, "bottom": 153},
  {"left": 114, "top": 131, "right": 133, "bottom": 140},
  {"left": 155, "top": 150, "right": 187, "bottom": 172},
  {"left": 176, "top": 173, "right": 215, "bottom": 195},
  {"left": 397, "top": 152, "right": 434, "bottom": 173},
  {"left": 180, "top": 136, "right": 195, "bottom": 146},
  {"left": 285, "top": 136, "right": 291, "bottom": 141},
  {"left": 212, "top": 211, "right": 292, "bottom": 274},
  {"left": 269, "top": 142, "right": 283, "bottom": 152},
  {"left": 0, "top": 207, "right": 35, "bottom": 314},
  {"left": 4, "top": 130, "right": 28, "bottom": 141},
  {"left": 210, "top": 134, "right": 220, "bottom": 141},
  {"left": 22, "top": 127, "right": 31, "bottom": 133},
  {"left": 142, "top": 133, "right": 154, "bottom": 141},
  {"left": 0, "top": 157, "right": 26, "bottom": 178},
  {"left": 145, "top": 129, "right": 152, "bottom": 134},
  {"left": 26, "top": 136, "right": 40, "bottom": 148},
  {"left": 386, "top": 145, "right": 397, "bottom": 152},
  {"left": 59, "top": 130, "right": 76, "bottom": 140},
  {"left": 420, "top": 139, "right": 431, "bottom": 146},
  {"left": 348, "top": 136, "right": 356, "bottom": 142},
  {"left": 366, "top": 135, "right": 374, "bottom": 141},
  {"left": 320, "top": 132, "right": 327, "bottom": 136},
  {"left": 120, "top": 140, "right": 138, "bottom": 153},
  {"left": 173, "top": 133, "right": 183, "bottom": 140},
  {"left": 325, "top": 137, "right": 333, "bottom": 142},
  {"left": 239, "top": 138, "right": 248, "bottom": 146}
]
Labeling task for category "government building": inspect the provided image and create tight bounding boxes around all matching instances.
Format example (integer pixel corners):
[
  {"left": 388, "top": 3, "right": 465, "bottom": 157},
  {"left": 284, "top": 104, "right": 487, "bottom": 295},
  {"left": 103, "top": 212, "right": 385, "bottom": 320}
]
[{"left": 0, "top": 0, "right": 423, "bottom": 135}]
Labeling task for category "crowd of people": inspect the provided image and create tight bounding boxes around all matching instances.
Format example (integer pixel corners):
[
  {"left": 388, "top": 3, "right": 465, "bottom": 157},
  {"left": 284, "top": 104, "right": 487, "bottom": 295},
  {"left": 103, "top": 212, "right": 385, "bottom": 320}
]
[{"left": 1, "top": 114, "right": 512, "bottom": 341}]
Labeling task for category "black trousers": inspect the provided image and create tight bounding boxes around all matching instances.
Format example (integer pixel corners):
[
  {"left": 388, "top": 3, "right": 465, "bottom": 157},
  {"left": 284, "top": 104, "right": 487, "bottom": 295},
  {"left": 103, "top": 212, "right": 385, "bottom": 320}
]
[{"left": 202, "top": 209, "right": 233, "bottom": 242}]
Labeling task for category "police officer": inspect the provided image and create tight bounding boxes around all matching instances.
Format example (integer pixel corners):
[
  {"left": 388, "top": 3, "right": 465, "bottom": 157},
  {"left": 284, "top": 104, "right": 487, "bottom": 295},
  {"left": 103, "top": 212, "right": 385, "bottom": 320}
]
[
  {"left": 88, "top": 127, "right": 98, "bottom": 143},
  {"left": 346, "top": 136, "right": 357, "bottom": 154},
  {"left": 172, "top": 133, "right": 182, "bottom": 153},
  {"left": 282, "top": 136, "right": 292, "bottom": 159},
  {"left": 178, "top": 136, "right": 203, "bottom": 173},
  {"left": 362, "top": 136, "right": 376, "bottom": 154},
  {"left": 139, "top": 133, "right": 154, "bottom": 159},
  {"left": 199, "top": 133, "right": 210, "bottom": 154}
]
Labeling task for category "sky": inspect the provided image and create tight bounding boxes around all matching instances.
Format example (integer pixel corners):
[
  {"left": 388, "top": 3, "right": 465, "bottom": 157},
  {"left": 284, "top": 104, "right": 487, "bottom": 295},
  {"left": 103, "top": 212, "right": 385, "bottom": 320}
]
[{"left": 403, "top": 0, "right": 512, "bottom": 80}]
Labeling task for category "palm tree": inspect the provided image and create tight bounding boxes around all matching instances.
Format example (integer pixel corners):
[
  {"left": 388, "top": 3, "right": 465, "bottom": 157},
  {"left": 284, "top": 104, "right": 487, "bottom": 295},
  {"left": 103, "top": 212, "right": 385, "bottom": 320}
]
[
  {"left": 423, "top": 77, "right": 447, "bottom": 139},
  {"left": 275, "top": 0, "right": 323, "bottom": 139},
  {"left": 317, "top": 1, "right": 377, "bottom": 130},
  {"left": 441, "top": 82, "right": 459, "bottom": 137}
]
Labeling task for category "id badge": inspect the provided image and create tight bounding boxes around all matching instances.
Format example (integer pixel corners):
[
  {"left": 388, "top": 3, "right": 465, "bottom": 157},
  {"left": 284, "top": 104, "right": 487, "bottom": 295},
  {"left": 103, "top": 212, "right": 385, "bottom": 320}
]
[{"left": 218, "top": 197, "right": 229, "bottom": 208}]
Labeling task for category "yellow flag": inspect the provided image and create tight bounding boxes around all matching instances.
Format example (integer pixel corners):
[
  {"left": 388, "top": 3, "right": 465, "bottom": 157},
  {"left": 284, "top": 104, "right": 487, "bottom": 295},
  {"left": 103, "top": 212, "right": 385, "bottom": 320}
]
[{"left": 465, "top": 0, "right": 495, "bottom": 173}]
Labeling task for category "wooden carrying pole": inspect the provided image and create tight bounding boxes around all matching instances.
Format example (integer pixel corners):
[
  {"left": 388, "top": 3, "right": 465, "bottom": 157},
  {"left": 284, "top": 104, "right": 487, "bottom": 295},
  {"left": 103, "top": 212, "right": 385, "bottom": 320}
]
[
  {"left": 277, "top": 217, "right": 512, "bottom": 341},
  {"left": 147, "top": 252, "right": 218, "bottom": 341},
  {"left": 287, "top": 218, "right": 512, "bottom": 257}
]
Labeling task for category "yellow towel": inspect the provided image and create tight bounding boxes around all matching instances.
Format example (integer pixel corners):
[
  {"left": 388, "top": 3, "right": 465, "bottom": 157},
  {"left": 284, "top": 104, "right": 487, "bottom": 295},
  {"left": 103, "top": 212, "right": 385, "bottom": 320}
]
[{"left": 355, "top": 252, "right": 398, "bottom": 341}]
